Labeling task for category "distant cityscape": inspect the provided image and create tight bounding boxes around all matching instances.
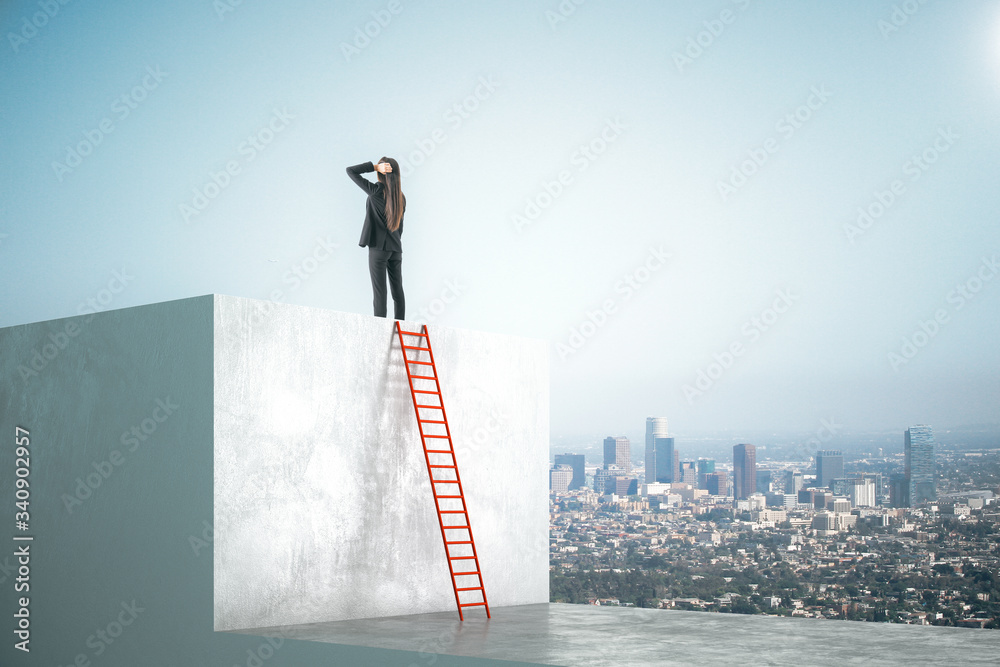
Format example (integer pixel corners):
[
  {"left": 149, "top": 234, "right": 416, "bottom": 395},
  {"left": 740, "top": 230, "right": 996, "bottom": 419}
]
[{"left": 549, "top": 419, "right": 1000, "bottom": 628}]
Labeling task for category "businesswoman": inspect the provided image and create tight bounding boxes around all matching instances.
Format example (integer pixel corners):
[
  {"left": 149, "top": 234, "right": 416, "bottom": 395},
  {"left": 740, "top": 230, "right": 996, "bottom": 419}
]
[{"left": 346, "top": 157, "right": 406, "bottom": 319}]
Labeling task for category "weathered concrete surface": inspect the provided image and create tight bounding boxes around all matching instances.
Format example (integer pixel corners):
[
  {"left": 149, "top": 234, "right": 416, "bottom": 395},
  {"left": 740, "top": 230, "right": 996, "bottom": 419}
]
[
  {"left": 214, "top": 296, "right": 550, "bottom": 631},
  {"left": 233, "top": 602, "right": 1000, "bottom": 667},
  {"left": 0, "top": 295, "right": 548, "bottom": 666}
]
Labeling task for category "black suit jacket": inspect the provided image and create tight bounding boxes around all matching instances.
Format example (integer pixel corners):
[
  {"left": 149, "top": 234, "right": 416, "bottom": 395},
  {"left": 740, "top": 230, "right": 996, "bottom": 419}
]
[{"left": 346, "top": 161, "right": 405, "bottom": 251}]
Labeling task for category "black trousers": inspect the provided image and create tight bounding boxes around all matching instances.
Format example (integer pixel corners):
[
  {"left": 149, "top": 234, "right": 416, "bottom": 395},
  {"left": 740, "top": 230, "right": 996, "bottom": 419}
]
[{"left": 368, "top": 248, "right": 404, "bottom": 319}]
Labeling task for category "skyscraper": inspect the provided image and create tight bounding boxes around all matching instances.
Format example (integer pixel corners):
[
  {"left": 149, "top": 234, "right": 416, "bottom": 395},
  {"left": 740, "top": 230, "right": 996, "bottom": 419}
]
[
  {"left": 679, "top": 461, "right": 697, "bottom": 485},
  {"left": 706, "top": 471, "right": 728, "bottom": 496},
  {"left": 905, "top": 425, "right": 936, "bottom": 505},
  {"left": 554, "top": 453, "right": 586, "bottom": 490},
  {"left": 756, "top": 469, "right": 773, "bottom": 494},
  {"left": 603, "top": 436, "right": 631, "bottom": 474},
  {"left": 697, "top": 458, "right": 716, "bottom": 489},
  {"left": 653, "top": 436, "right": 675, "bottom": 483},
  {"left": 550, "top": 465, "right": 573, "bottom": 494},
  {"left": 815, "top": 450, "right": 844, "bottom": 488},
  {"left": 733, "top": 443, "right": 756, "bottom": 500},
  {"left": 644, "top": 417, "right": 668, "bottom": 482},
  {"left": 849, "top": 478, "right": 876, "bottom": 508}
]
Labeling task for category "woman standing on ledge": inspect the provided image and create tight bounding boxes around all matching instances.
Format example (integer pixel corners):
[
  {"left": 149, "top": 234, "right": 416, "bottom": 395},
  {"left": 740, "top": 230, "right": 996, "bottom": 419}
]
[{"left": 346, "top": 157, "right": 406, "bottom": 319}]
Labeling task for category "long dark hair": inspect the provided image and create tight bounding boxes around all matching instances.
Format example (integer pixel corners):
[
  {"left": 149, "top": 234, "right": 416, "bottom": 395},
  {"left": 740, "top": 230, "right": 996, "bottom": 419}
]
[{"left": 375, "top": 156, "right": 405, "bottom": 232}]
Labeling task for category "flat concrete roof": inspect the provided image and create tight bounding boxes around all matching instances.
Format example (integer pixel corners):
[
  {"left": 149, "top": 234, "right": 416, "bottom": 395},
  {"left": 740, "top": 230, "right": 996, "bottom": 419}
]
[{"left": 229, "top": 602, "right": 999, "bottom": 666}]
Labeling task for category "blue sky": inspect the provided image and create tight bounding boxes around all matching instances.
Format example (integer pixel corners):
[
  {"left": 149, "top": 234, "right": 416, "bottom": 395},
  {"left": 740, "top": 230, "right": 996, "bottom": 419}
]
[{"left": 2, "top": 0, "right": 999, "bottom": 438}]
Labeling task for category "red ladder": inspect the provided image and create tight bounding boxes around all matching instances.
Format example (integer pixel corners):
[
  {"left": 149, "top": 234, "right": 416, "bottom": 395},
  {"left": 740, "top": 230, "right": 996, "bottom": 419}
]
[{"left": 394, "top": 321, "right": 490, "bottom": 621}]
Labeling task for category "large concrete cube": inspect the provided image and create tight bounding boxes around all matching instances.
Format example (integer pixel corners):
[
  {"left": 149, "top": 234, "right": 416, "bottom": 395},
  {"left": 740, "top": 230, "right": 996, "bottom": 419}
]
[
  {"left": 214, "top": 296, "right": 550, "bottom": 630},
  {"left": 0, "top": 295, "right": 548, "bottom": 664}
]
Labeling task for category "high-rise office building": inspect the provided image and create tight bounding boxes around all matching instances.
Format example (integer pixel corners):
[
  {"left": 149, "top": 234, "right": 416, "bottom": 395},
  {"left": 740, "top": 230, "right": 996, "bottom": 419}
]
[
  {"left": 653, "top": 436, "right": 675, "bottom": 483},
  {"left": 679, "top": 461, "right": 697, "bottom": 485},
  {"left": 697, "top": 459, "right": 716, "bottom": 489},
  {"left": 644, "top": 417, "right": 668, "bottom": 482},
  {"left": 733, "top": 443, "right": 756, "bottom": 500},
  {"left": 603, "top": 436, "right": 631, "bottom": 474},
  {"left": 550, "top": 465, "right": 573, "bottom": 494},
  {"left": 554, "top": 453, "right": 586, "bottom": 490},
  {"left": 849, "top": 478, "right": 876, "bottom": 508},
  {"left": 850, "top": 472, "right": 884, "bottom": 505},
  {"left": 756, "top": 469, "right": 773, "bottom": 494},
  {"left": 594, "top": 465, "right": 624, "bottom": 495},
  {"left": 706, "top": 472, "right": 728, "bottom": 496},
  {"left": 614, "top": 477, "right": 638, "bottom": 496},
  {"left": 889, "top": 473, "right": 908, "bottom": 508},
  {"left": 785, "top": 470, "right": 804, "bottom": 494},
  {"left": 815, "top": 450, "right": 844, "bottom": 488},
  {"left": 905, "top": 425, "right": 936, "bottom": 505}
]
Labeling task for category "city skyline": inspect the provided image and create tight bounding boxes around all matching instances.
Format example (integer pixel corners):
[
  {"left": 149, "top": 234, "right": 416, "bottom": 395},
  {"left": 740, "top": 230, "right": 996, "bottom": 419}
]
[{"left": 562, "top": 422, "right": 947, "bottom": 512}]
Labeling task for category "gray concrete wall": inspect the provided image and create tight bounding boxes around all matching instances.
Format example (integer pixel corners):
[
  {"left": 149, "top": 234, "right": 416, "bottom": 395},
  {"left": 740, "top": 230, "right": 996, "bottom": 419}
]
[
  {"left": 0, "top": 296, "right": 546, "bottom": 666},
  {"left": 214, "top": 296, "right": 550, "bottom": 631}
]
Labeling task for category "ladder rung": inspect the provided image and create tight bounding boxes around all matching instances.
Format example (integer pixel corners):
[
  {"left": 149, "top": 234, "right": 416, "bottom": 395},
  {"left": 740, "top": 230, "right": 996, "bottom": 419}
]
[
  {"left": 455, "top": 586, "right": 484, "bottom": 592},
  {"left": 399, "top": 331, "right": 428, "bottom": 337},
  {"left": 445, "top": 540, "right": 473, "bottom": 545},
  {"left": 413, "top": 389, "right": 440, "bottom": 395},
  {"left": 423, "top": 434, "right": 450, "bottom": 439},
  {"left": 459, "top": 602, "right": 488, "bottom": 607},
  {"left": 450, "top": 556, "right": 476, "bottom": 560},
  {"left": 439, "top": 510, "right": 467, "bottom": 514},
  {"left": 436, "top": 495, "right": 463, "bottom": 499},
  {"left": 443, "top": 525, "right": 469, "bottom": 529},
  {"left": 429, "top": 464, "right": 457, "bottom": 469},
  {"left": 408, "top": 360, "right": 434, "bottom": 366},
  {"left": 410, "top": 374, "right": 438, "bottom": 380},
  {"left": 402, "top": 345, "right": 431, "bottom": 351},
  {"left": 433, "top": 480, "right": 459, "bottom": 484},
  {"left": 421, "top": 419, "right": 447, "bottom": 424},
  {"left": 426, "top": 449, "right": 454, "bottom": 454},
  {"left": 417, "top": 405, "right": 444, "bottom": 410}
]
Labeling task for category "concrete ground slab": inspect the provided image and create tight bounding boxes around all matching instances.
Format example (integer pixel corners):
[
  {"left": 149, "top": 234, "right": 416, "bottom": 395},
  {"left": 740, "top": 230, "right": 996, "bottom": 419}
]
[{"left": 230, "top": 601, "right": 1000, "bottom": 666}]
